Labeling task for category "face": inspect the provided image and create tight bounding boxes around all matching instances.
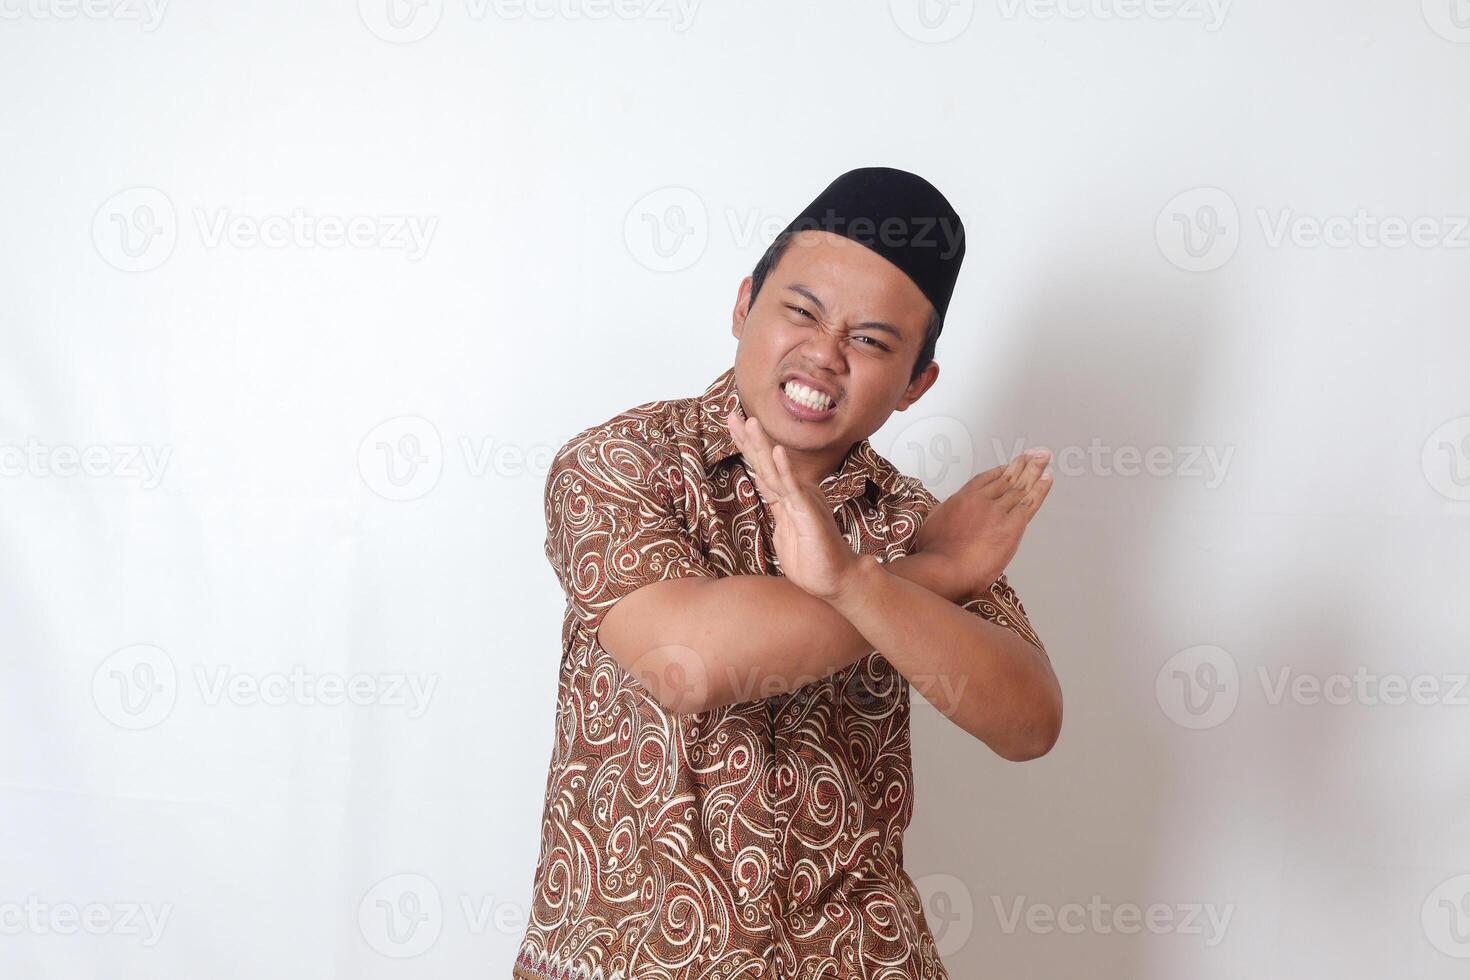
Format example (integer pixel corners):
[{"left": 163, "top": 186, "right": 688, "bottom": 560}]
[{"left": 730, "top": 230, "right": 940, "bottom": 472}]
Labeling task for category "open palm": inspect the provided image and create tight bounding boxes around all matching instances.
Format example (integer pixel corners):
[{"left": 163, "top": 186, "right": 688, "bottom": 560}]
[{"left": 726, "top": 409, "right": 858, "bottom": 601}]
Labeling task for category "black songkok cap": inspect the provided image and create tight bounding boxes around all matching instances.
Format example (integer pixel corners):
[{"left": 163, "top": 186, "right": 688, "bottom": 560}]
[{"left": 779, "top": 166, "right": 966, "bottom": 326}]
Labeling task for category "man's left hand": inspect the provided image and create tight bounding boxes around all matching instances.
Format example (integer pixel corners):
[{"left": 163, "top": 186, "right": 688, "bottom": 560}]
[{"left": 727, "top": 408, "right": 864, "bottom": 602}]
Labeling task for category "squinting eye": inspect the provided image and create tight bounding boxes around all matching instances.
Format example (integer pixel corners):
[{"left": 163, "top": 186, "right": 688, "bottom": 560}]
[
  {"left": 854, "top": 336, "right": 890, "bottom": 351},
  {"left": 787, "top": 305, "right": 816, "bottom": 320}
]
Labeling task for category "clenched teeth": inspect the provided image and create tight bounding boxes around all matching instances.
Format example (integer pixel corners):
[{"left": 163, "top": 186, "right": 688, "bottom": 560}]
[{"left": 783, "top": 381, "right": 834, "bottom": 411}]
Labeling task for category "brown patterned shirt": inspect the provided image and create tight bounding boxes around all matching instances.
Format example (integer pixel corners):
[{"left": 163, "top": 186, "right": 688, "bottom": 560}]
[{"left": 515, "top": 365, "right": 1045, "bottom": 980}]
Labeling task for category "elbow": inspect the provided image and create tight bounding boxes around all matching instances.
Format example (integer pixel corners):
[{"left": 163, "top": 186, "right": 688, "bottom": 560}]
[
  {"left": 997, "top": 693, "right": 1063, "bottom": 762},
  {"left": 653, "top": 685, "right": 712, "bottom": 716},
  {"left": 1000, "top": 723, "right": 1059, "bottom": 762},
  {"left": 625, "top": 646, "right": 715, "bottom": 716}
]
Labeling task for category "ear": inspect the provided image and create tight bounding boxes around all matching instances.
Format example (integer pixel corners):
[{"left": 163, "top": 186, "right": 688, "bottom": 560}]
[
  {"left": 732, "top": 276, "right": 753, "bottom": 339},
  {"left": 895, "top": 360, "right": 939, "bottom": 411}
]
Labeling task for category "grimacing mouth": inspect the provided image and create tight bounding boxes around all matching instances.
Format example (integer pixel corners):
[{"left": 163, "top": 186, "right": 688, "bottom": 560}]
[{"left": 777, "top": 373, "right": 839, "bottom": 412}]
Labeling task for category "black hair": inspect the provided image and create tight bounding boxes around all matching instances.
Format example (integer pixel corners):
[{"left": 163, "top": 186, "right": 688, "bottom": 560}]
[{"left": 747, "top": 229, "right": 941, "bottom": 384}]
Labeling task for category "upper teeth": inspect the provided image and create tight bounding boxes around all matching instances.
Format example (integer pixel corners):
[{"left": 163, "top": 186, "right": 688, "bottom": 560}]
[{"left": 784, "top": 381, "right": 834, "bottom": 411}]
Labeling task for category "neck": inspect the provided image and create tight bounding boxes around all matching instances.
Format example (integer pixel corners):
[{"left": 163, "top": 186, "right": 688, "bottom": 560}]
[{"left": 784, "top": 442, "right": 854, "bottom": 487}]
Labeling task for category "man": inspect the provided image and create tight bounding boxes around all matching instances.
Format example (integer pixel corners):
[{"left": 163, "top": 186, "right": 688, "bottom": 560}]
[{"left": 515, "top": 168, "right": 1060, "bottom": 980}]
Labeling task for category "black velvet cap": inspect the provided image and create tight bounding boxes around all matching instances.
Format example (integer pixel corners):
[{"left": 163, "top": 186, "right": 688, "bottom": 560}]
[{"left": 779, "top": 166, "right": 966, "bottom": 325}]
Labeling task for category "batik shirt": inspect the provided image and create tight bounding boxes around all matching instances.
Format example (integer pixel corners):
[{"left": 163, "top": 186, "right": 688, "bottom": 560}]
[{"left": 514, "top": 365, "right": 1046, "bottom": 980}]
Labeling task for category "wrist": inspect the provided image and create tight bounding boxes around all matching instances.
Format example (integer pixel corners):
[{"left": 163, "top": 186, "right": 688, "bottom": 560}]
[
  {"left": 824, "top": 553, "right": 887, "bottom": 614},
  {"left": 888, "top": 551, "right": 970, "bottom": 603}
]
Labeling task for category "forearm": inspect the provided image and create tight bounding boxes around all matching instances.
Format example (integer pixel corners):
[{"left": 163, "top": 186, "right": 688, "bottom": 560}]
[
  {"left": 610, "top": 552, "right": 965, "bottom": 712},
  {"left": 827, "top": 556, "right": 1062, "bottom": 760}
]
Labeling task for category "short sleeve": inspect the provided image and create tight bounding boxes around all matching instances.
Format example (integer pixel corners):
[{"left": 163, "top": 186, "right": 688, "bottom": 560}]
[
  {"left": 542, "top": 428, "right": 720, "bottom": 638},
  {"left": 961, "top": 573, "right": 1047, "bottom": 655}
]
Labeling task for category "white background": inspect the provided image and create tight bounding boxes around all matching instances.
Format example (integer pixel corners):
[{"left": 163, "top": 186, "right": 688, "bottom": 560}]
[{"left": 2, "top": 1, "right": 1468, "bottom": 977}]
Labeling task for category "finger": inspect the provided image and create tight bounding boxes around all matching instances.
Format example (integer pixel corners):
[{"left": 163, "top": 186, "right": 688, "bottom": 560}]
[
  {"left": 772, "top": 443, "right": 802, "bottom": 500},
  {"left": 727, "top": 410, "right": 775, "bottom": 501},
  {"left": 1012, "top": 450, "right": 1050, "bottom": 496},
  {"left": 997, "top": 481, "right": 1028, "bottom": 512},
  {"left": 727, "top": 407, "right": 745, "bottom": 449},
  {"left": 984, "top": 451, "right": 1033, "bottom": 499},
  {"left": 1018, "top": 468, "right": 1054, "bottom": 511},
  {"left": 762, "top": 430, "right": 811, "bottom": 509},
  {"left": 740, "top": 415, "right": 787, "bottom": 504},
  {"left": 970, "top": 461, "right": 1011, "bottom": 492}
]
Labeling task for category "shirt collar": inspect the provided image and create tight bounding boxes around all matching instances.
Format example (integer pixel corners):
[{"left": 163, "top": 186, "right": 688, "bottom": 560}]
[{"left": 695, "top": 365, "right": 908, "bottom": 509}]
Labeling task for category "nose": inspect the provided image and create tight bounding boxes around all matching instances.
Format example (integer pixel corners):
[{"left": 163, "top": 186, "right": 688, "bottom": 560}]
[{"left": 801, "top": 322, "right": 844, "bottom": 369}]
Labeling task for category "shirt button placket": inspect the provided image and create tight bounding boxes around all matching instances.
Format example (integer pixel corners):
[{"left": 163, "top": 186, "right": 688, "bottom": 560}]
[{"left": 765, "top": 709, "right": 791, "bottom": 980}]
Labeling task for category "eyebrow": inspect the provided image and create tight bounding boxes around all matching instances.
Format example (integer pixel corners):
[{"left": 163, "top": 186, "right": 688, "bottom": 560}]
[{"left": 785, "top": 282, "right": 907, "bottom": 342}]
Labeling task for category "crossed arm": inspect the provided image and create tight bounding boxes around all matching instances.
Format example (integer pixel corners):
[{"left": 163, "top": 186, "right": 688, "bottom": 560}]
[
  {"left": 596, "top": 411, "right": 1062, "bottom": 762},
  {"left": 599, "top": 552, "right": 1060, "bottom": 761}
]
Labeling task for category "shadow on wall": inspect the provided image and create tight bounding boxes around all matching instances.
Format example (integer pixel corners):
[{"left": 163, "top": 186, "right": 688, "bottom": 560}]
[{"left": 905, "top": 257, "right": 1227, "bottom": 980}]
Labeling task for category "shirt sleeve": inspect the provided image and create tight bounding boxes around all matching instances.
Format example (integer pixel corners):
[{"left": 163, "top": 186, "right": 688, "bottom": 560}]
[
  {"left": 960, "top": 573, "right": 1048, "bottom": 655},
  {"left": 900, "top": 478, "right": 1048, "bottom": 655},
  {"left": 543, "top": 425, "right": 720, "bottom": 638}
]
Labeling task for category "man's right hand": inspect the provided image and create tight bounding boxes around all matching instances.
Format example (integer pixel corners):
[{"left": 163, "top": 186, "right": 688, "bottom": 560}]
[{"left": 912, "top": 448, "right": 1054, "bottom": 599}]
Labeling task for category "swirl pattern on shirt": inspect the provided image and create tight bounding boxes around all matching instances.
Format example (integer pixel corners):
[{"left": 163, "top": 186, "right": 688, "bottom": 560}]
[{"left": 516, "top": 367, "right": 1046, "bottom": 980}]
